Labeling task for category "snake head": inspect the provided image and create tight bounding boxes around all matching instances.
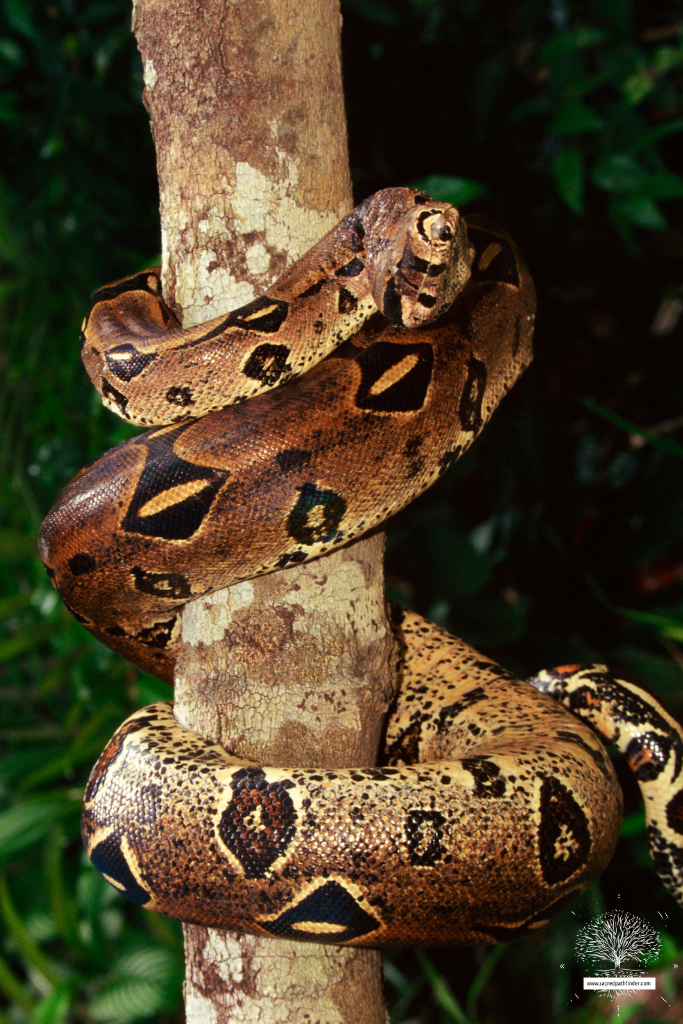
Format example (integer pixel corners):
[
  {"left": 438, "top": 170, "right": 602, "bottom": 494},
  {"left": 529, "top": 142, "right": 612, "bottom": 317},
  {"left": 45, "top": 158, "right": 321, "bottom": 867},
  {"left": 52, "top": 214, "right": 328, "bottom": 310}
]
[{"left": 373, "top": 197, "right": 475, "bottom": 329}]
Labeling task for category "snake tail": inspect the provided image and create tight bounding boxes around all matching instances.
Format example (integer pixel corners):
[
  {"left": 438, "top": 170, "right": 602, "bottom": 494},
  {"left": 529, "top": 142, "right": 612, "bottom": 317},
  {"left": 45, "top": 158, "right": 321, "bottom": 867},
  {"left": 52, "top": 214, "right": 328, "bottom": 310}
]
[{"left": 529, "top": 664, "right": 683, "bottom": 907}]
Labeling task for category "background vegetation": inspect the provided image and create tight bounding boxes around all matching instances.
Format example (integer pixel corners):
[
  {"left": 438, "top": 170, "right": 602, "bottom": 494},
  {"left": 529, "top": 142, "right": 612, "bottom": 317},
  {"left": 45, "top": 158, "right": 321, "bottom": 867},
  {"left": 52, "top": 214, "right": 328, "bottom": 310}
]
[{"left": 2, "top": 0, "right": 683, "bottom": 1021}]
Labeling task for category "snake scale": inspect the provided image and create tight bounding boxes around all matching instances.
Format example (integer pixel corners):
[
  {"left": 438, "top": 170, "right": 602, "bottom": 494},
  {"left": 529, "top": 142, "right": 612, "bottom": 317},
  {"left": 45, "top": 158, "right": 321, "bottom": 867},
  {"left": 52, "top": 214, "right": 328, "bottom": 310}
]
[{"left": 40, "top": 188, "right": 683, "bottom": 945}]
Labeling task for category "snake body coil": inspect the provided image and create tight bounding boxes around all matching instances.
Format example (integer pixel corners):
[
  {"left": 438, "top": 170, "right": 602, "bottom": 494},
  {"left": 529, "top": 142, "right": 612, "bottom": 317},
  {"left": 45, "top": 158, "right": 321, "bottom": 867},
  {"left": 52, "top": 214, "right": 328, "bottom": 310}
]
[{"left": 40, "top": 188, "right": 683, "bottom": 944}]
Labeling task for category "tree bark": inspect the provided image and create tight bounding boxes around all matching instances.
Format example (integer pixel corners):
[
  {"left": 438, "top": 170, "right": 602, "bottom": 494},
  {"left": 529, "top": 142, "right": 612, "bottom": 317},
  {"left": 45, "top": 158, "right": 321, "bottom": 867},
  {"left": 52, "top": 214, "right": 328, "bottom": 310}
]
[{"left": 131, "top": 1, "right": 395, "bottom": 1021}]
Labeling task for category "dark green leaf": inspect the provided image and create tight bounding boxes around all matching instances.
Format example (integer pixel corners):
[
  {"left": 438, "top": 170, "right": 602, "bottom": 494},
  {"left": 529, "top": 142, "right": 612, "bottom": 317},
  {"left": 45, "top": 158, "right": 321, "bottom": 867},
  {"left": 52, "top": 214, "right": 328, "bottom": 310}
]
[
  {"left": 410, "top": 175, "right": 486, "bottom": 207},
  {"left": 414, "top": 950, "right": 469, "bottom": 1024},
  {"left": 552, "top": 145, "right": 585, "bottom": 213},
  {"left": 21, "top": 702, "right": 119, "bottom": 790},
  {"left": 621, "top": 810, "right": 646, "bottom": 838},
  {"left": 136, "top": 674, "right": 173, "bottom": 705},
  {"left": 653, "top": 44, "right": 683, "bottom": 75},
  {"left": 616, "top": 195, "right": 668, "bottom": 231},
  {"left": 591, "top": 153, "right": 647, "bottom": 194},
  {"left": 29, "top": 987, "right": 70, "bottom": 1024},
  {"left": 89, "top": 978, "right": 168, "bottom": 1023},
  {"left": 0, "top": 626, "right": 51, "bottom": 662},
  {"left": 550, "top": 99, "right": 604, "bottom": 134},
  {"left": 2, "top": 0, "right": 36, "bottom": 40},
  {"left": 539, "top": 27, "right": 606, "bottom": 65},
  {"left": 0, "top": 797, "right": 80, "bottom": 864},
  {"left": 626, "top": 117, "right": 683, "bottom": 154},
  {"left": 644, "top": 170, "right": 683, "bottom": 201},
  {"left": 0, "top": 529, "right": 37, "bottom": 561},
  {"left": 582, "top": 398, "right": 683, "bottom": 458},
  {"left": 0, "top": 951, "right": 33, "bottom": 1012}
]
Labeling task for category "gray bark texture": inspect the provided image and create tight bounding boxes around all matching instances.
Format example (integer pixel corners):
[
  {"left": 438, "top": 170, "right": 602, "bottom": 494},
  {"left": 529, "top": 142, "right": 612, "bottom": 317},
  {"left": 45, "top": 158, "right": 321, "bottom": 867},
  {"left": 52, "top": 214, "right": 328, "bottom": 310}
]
[{"left": 131, "top": 0, "right": 396, "bottom": 1020}]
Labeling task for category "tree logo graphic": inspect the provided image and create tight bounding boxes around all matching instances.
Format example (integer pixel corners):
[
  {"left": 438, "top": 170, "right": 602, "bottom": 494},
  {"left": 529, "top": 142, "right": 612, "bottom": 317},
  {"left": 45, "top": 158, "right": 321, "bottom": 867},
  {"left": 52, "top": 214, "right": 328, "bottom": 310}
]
[{"left": 575, "top": 910, "right": 660, "bottom": 992}]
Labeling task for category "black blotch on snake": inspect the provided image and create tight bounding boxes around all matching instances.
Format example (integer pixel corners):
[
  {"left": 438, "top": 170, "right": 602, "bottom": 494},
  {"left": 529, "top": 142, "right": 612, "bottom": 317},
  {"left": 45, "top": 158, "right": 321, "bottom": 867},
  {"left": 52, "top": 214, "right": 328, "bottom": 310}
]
[
  {"left": 105, "top": 344, "right": 158, "bottom": 382},
  {"left": 68, "top": 552, "right": 96, "bottom": 576},
  {"left": 131, "top": 567, "right": 192, "bottom": 600},
  {"left": 88, "top": 833, "right": 151, "bottom": 906},
  {"left": 242, "top": 343, "right": 292, "bottom": 386},
  {"left": 537, "top": 777, "right": 591, "bottom": 884},
  {"left": 458, "top": 355, "right": 487, "bottom": 432},
  {"left": 166, "top": 385, "right": 194, "bottom": 407},
  {"left": 405, "top": 809, "right": 446, "bottom": 867},
  {"left": 260, "top": 880, "right": 380, "bottom": 942},
  {"left": 354, "top": 341, "right": 433, "bottom": 413},
  {"left": 218, "top": 768, "right": 297, "bottom": 878},
  {"left": 286, "top": 483, "right": 347, "bottom": 546},
  {"left": 122, "top": 429, "right": 228, "bottom": 540}
]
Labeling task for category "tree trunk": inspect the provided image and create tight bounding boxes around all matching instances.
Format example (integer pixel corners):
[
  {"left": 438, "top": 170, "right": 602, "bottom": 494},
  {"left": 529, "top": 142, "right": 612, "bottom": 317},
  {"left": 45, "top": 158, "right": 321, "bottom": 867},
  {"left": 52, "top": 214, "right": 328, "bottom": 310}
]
[{"left": 131, "top": 1, "right": 395, "bottom": 1021}]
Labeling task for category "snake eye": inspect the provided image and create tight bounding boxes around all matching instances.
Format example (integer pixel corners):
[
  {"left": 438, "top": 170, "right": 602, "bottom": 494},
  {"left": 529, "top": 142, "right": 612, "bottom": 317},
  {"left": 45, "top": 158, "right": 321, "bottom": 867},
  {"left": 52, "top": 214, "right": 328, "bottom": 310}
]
[{"left": 431, "top": 218, "right": 453, "bottom": 243}]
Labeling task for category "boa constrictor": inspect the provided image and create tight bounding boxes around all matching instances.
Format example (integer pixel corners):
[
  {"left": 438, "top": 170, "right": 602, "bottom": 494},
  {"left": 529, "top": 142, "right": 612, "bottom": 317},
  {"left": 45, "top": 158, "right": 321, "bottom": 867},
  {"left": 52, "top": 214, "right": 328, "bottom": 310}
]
[{"left": 39, "top": 188, "right": 683, "bottom": 945}]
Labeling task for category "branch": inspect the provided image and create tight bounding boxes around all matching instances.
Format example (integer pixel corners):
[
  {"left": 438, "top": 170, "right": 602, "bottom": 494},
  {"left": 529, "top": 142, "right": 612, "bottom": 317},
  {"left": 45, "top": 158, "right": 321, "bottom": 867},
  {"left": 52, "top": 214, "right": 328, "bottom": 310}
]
[{"left": 131, "top": 0, "right": 395, "bottom": 1020}]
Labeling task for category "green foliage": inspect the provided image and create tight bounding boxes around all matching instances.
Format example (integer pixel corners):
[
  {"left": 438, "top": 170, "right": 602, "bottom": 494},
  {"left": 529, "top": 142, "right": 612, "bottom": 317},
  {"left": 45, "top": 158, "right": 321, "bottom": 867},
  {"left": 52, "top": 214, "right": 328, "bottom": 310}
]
[
  {"left": 0, "top": 1, "right": 179, "bottom": 1020},
  {"left": 410, "top": 174, "right": 486, "bottom": 208},
  {"left": 3, "top": 0, "right": 683, "bottom": 1022},
  {"left": 512, "top": 0, "right": 683, "bottom": 247}
]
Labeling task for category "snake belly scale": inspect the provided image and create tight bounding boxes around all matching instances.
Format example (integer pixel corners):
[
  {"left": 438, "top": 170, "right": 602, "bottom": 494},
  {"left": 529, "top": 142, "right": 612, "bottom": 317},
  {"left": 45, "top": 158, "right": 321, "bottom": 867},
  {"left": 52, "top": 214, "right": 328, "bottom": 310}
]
[{"left": 40, "top": 187, "right": 683, "bottom": 945}]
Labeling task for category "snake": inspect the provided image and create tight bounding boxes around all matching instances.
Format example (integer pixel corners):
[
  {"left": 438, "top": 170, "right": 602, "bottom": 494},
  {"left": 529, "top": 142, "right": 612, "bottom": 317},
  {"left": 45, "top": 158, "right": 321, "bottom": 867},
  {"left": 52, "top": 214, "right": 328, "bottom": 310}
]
[{"left": 39, "top": 187, "right": 683, "bottom": 945}]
